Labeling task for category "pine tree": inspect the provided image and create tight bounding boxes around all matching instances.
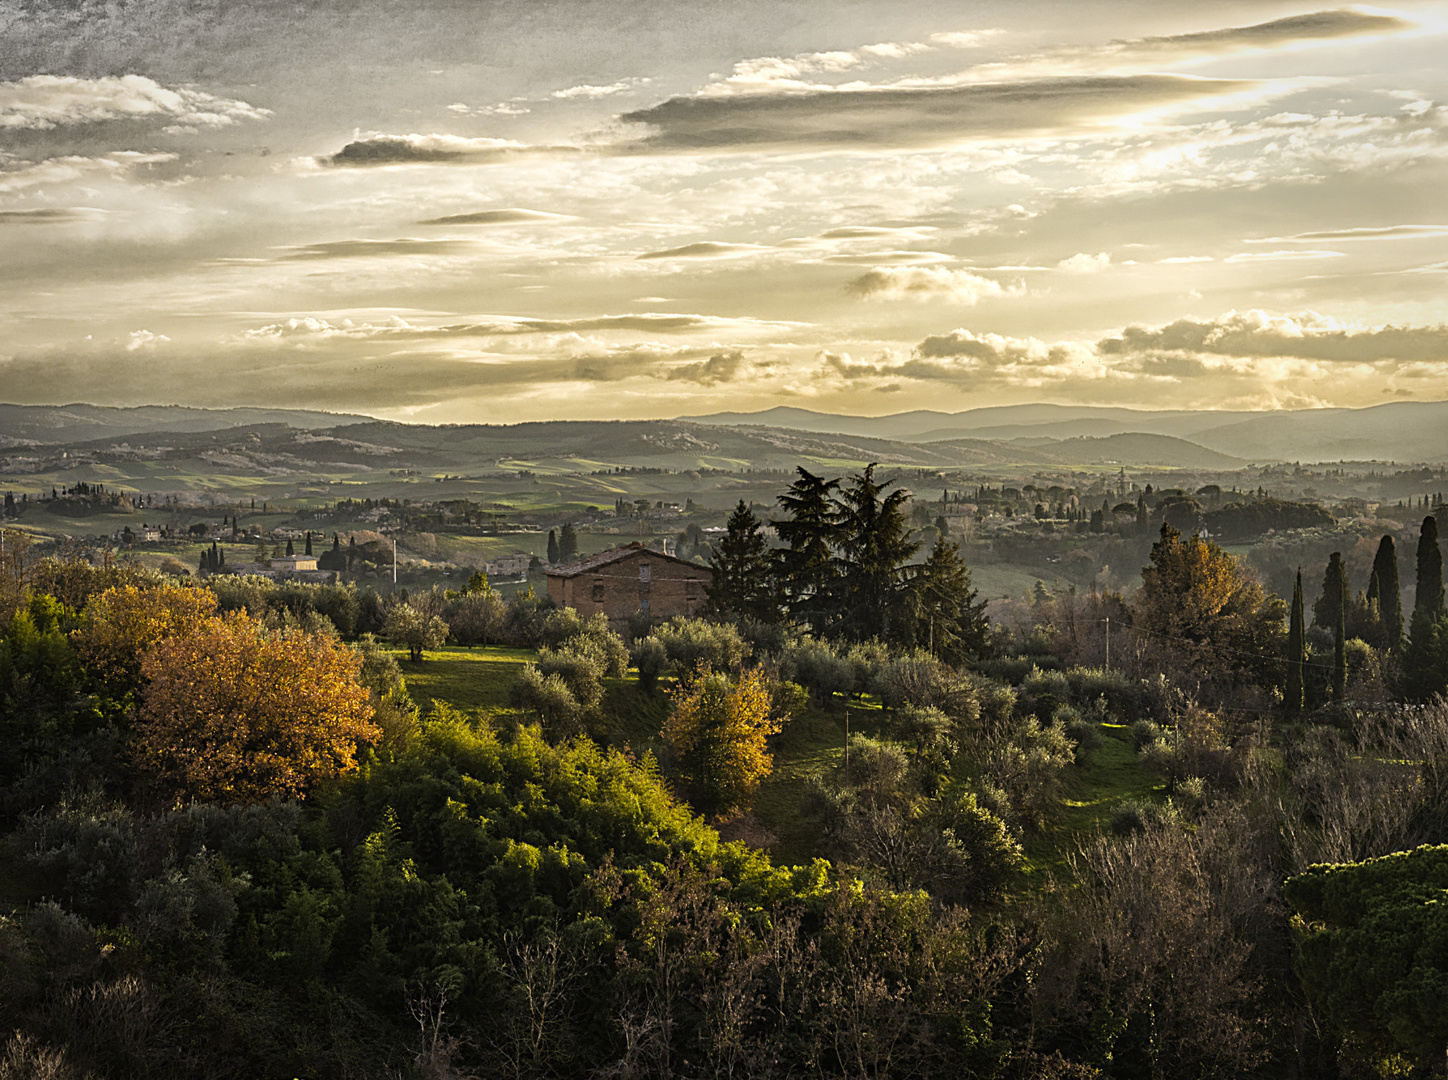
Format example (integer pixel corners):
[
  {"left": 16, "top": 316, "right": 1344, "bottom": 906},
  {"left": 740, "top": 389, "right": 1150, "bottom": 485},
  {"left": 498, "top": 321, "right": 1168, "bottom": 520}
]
[
  {"left": 911, "top": 534, "right": 990, "bottom": 664},
  {"left": 1286, "top": 568, "right": 1305, "bottom": 713},
  {"left": 706, "top": 500, "right": 775, "bottom": 622},
  {"left": 834, "top": 464, "right": 920, "bottom": 644},
  {"left": 559, "top": 522, "right": 578, "bottom": 563},
  {"left": 547, "top": 529, "right": 560, "bottom": 564},
  {"left": 773, "top": 467, "right": 842, "bottom": 634},
  {"left": 1372, "top": 534, "right": 1404, "bottom": 650}
]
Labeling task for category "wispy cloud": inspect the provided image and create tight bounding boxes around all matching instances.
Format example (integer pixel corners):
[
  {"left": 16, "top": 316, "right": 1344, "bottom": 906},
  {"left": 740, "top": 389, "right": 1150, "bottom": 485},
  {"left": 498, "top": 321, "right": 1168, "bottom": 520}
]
[
  {"left": 319, "top": 133, "right": 540, "bottom": 167},
  {"left": 416, "top": 208, "right": 571, "bottom": 226},
  {"left": 1224, "top": 249, "right": 1346, "bottom": 262},
  {"left": 621, "top": 75, "right": 1269, "bottom": 154},
  {"left": 1098, "top": 310, "right": 1448, "bottom": 363},
  {"left": 279, "top": 239, "right": 482, "bottom": 261},
  {"left": 1248, "top": 224, "right": 1448, "bottom": 242},
  {"left": 0, "top": 151, "right": 175, "bottom": 195},
  {"left": 847, "top": 266, "right": 1014, "bottom": 303},
  {"left": 241, "top": 312, "right": 805, "bottom": 341},
  {"left": 636, "top": 241, "right": 770, "bottom": 260},
  {"left": 552, "top": 78, "right": 651, "bottom": 100},
  {"left": 0, "top": 74, "right": 269, "bottom": 130},
  {"left": 0, "top": 207, "right": 100, "bottom": 224}
]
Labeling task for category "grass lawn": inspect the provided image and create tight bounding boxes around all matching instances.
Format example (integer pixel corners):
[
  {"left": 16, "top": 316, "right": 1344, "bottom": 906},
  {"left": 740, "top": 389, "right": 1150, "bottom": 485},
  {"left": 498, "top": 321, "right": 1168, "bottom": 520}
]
[
  {"left": 1025, "top": 722, "right": 1166, "bottom": 876},
  {"left": 394, "top": 644, "right": 536, "bottom": 713}
]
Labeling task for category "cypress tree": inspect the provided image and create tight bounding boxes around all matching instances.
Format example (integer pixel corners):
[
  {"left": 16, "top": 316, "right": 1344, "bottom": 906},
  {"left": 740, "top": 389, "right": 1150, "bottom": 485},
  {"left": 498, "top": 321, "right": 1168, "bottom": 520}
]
[
  {"left": 1373, "top": 534, "right": 1403, "bottom": 650},
  {"left": 1287, "top": 569, "right": 1305, "bottom": 713},
  {"left": 547, "top": 529, "right": 560, "bottom": 564},
  {"left": 285, "top": 538, "right": 294, "bottom": 556},
  {"left": 1333, "top": 566, "right": 1347, "bottom": 699},
  {"left": 1415, "top": 515, "right": 1445, "bottom": 624},
  {"left": 1398, "top": 517, "right": 1448, "bottom": 702},
  {"left": 1313, "top": 552, "right": 1347, "bottom": 632},
  {"left": 304, "top": 531, "right": 313, "bottom": 556},
  {"left": 560, "top": 523, "right": 578, "bottom": 562}
]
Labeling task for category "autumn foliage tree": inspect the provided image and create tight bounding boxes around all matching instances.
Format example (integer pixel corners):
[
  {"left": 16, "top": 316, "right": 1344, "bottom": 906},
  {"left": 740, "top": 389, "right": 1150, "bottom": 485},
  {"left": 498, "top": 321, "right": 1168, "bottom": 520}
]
[
  {"left": 1130, "top": 523, "right": 1286, "bottom": 700},
  {"left": 662, "top": 666, "right": 782, "bottom": 818},
  {"left": 132, "top": 611, "right": 378, "bottom": 803},
  {"left": 72, "top": 583, "right": 218, "bottom": 698}
]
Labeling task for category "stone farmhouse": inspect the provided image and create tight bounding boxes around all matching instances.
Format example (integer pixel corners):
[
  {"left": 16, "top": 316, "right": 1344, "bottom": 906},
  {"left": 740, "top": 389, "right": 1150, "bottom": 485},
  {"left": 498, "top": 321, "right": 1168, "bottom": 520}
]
[{"left": 546, "top": 543, "right": 712, "bottom": 630}]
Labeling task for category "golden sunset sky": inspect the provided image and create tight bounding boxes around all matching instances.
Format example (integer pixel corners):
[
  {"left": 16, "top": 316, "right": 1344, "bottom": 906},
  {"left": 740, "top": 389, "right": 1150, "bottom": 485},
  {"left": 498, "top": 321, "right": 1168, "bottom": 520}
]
[{"left": 3, "top": 1, "right": 1447, "bottom": 422}]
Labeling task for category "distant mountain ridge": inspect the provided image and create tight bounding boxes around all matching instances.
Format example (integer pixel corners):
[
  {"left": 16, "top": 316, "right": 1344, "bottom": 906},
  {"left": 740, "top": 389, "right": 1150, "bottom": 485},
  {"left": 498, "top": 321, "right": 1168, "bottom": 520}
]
[
  {"left": 681, "top": 401, "right": 1448, "bottom": 463},
  {"left": 0, "top": 404, "right": 374, "bottom": 445}
]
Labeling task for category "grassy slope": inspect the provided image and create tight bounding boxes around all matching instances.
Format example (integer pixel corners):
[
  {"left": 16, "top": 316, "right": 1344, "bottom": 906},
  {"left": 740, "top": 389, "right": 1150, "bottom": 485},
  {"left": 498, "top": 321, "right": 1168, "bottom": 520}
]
[{"left": 1026, "top": 723, "right": 1166, "bottom": 875}]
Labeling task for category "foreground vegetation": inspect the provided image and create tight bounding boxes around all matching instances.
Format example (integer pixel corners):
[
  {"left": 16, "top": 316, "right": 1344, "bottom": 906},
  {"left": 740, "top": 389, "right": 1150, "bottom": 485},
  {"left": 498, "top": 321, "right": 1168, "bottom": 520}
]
[{"left": 1, "top": 462, "right": 1448, "bottom": 1078}]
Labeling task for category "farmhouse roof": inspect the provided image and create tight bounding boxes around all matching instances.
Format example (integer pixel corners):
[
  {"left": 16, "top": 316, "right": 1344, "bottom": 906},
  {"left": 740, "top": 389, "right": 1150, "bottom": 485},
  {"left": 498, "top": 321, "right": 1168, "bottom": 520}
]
[{"left": 546, "top": 543, "right": 708, "bottom": 579}]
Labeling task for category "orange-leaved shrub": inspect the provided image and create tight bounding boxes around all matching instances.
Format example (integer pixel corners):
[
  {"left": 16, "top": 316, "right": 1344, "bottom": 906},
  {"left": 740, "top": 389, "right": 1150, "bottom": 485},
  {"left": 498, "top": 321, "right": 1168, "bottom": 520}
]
[{"left": 132, "top": 610, "right": 378, "bottom": 803}]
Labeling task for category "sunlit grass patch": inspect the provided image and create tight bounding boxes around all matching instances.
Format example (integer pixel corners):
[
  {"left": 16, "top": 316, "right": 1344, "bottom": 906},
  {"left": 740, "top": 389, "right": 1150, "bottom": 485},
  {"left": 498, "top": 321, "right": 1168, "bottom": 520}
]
[
  {"left": 395, "top": 644, "right": 535, "bottom": 712},
  {"left": 1025, "top": 722, "right": 1167, "bottom": 875}
]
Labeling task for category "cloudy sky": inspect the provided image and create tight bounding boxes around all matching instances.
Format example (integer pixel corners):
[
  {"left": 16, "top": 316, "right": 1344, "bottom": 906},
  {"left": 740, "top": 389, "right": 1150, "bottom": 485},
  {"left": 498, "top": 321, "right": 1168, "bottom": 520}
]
[{"left": 3, "top": 0, "right": 1447, "bottom": 423}]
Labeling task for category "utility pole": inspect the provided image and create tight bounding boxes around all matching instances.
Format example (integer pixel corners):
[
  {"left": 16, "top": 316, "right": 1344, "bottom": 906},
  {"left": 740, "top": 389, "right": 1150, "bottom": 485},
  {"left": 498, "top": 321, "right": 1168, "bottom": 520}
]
[{"left": 392, "top": 536, "right": 397, "bottom": 593}]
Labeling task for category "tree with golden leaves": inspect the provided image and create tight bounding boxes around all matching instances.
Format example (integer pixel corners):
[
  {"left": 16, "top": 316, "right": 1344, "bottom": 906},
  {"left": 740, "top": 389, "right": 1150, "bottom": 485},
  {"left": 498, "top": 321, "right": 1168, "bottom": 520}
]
[
  {"left": 72, "top": 583, "right": 218, "bottom": 698},
  {"left": 132, "top": 611, "right": 378, "bottom": 804},
  {"left": 662, "top": 666, "right": 780, "bottom": 818},
  {"left": 1130, "top": 522, "right": 1286, "bottom": 699}
]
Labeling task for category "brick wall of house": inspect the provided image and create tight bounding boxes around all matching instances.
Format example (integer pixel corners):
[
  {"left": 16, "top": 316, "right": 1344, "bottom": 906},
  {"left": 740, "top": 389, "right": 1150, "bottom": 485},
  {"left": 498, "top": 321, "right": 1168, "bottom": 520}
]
[{"left": 546, "top": 549, "right": 711, "bottom": 629}]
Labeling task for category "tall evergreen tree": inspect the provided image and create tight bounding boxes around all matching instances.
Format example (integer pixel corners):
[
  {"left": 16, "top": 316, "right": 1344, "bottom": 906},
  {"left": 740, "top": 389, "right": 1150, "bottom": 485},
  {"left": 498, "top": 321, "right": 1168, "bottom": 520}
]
[
  {"left": 834, "top": 464, "right": 919, "bottom": 643},
  {"left": 304, "top": 531, "right": 313, "bottom": 556},
  {"left": 1286, "top": 569, "right": 1305, "bottom": 714},
  {"left": 706, "top": 500, "right": 775, "bottom": 622},
  {"left": 911, "top": 535, "right": 990, "bottom": 664},
  {"left": 1372, "top": 534, "right": 1404, "bottom": 650},
  {"left": 773, "top": 467, "right": 842, "bottom": 633},
  {"left": 1333, "top": 565, "right": 1348, "bottom": 699},
  {"left": 1399, "top": 517, "right": 1448, "bottom": 702},
  {"left": 1414, "top": 515, "right": 1445, "bottom": 624},
  {"left": 1313, "top": 552, "right": 1347, "bottom": 632},
  {"left": 559, "top": 522, "right": 579, "bottom": 563},
  {"left": 285, "top": 538, "right": 295, "bottom": 556},
  {"left": 547, "top": 529, "right": 560, "bottom": 565}
]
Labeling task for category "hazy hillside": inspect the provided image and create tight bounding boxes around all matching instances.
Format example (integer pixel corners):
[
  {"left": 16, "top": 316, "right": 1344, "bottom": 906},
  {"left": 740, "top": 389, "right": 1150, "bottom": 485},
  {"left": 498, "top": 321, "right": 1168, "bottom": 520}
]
[
  {"left": 1187, "top": 401, "right": 1448, "bottom": 463},
  {"left": 685, "top": 401, "right": 1448, "bottom": 463},
  {"left": 0, "top": 404, "right": 374, "bottom": 445},
  {"left": 931, "top": 432, "right": 1250, "bottom": 469}
]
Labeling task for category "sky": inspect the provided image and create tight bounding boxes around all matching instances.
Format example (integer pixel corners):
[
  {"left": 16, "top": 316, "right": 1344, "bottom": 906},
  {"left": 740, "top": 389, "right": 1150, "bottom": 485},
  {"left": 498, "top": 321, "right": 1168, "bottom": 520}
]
[{"left": 3, "top": 0, "right": 1448, "bottom": 424}]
